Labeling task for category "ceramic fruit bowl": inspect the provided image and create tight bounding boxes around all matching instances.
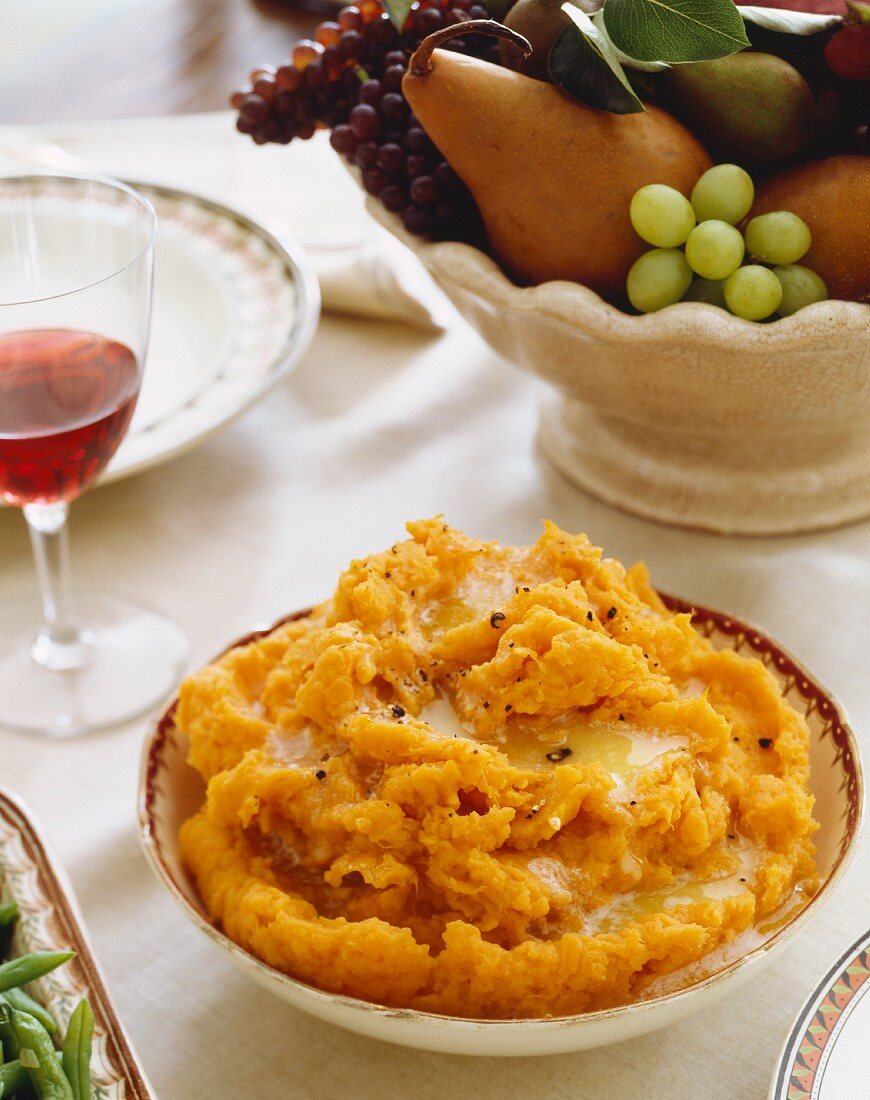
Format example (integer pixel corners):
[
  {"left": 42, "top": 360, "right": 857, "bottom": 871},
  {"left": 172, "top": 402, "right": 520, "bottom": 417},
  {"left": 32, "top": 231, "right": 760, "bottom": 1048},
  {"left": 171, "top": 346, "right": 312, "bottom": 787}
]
[
  {"left": 138, "top": 598, "right": 862, "bottom": 1057},
  {"left": 366, "top": 199, "right": 870, "bottom": 536}
]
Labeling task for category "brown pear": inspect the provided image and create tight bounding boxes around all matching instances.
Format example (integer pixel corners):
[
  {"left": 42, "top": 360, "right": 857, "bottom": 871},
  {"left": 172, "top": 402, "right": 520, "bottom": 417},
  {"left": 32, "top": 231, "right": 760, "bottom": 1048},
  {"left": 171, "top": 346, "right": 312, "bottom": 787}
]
[{"left": 403, "top": 44, "right": 711, "bottom": 297}]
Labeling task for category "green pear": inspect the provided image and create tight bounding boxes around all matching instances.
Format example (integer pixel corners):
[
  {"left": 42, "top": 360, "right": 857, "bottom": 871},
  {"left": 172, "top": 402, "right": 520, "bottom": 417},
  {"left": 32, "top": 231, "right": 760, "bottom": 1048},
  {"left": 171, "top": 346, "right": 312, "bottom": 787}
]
[{"left": 662, "top": 52, "right": 816, "bottom": 171}]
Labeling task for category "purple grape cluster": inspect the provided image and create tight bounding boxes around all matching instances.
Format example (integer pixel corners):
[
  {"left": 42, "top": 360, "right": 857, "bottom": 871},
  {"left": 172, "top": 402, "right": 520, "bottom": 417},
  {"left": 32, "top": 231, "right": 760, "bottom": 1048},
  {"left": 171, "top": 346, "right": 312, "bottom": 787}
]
[{"left": 232, "top": 0, "right": 500, "bottom": 240}]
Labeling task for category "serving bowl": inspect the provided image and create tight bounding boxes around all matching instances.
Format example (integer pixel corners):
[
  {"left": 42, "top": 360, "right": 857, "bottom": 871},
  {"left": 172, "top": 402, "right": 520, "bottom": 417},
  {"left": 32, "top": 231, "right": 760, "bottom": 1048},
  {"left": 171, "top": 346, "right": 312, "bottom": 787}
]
[
  {"left": 365, "top": 201, "right": 870, "bottom": 537},
  {"left": 138, "top": 597, "right": 862, "bottom": 1056},
  {"left": 0, "top": 788, "right": 154, "bottom": 1097}
]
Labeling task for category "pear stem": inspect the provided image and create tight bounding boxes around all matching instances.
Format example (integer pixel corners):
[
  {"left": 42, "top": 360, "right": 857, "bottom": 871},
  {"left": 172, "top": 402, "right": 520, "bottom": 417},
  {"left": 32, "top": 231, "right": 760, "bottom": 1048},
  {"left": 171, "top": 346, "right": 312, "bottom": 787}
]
[{"left": 407, "top": 19, "right": 532, "bottom": 77}]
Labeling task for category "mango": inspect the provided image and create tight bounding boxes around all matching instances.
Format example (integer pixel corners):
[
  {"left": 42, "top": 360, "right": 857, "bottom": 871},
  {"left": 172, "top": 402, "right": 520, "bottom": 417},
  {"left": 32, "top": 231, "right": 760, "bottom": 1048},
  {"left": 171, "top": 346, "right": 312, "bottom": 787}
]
[
  {"left": 402, "top": 50, "right": 711, "bottom": 297},
  {"left": 752, "top": 155, "right": 870, "bottom": 303},
  {"left": 662, "top": 52, "right": 816, "bottom": 171}
]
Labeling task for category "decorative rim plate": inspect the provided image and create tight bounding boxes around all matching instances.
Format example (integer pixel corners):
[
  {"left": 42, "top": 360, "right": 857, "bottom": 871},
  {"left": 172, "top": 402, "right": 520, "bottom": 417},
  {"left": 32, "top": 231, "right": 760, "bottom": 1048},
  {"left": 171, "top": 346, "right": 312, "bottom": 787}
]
[
  {"left": 769, "top": 927, "right": 870, "bottom": 1100},
  {"left": 0, "top": 180, "right": 320, "bottom": 504},
  {"left": 136, "top": 596, "right": 862, "bottom": 1054},
  {"left": 0, "top": 787, "right": 153, "bottom": 1098}
]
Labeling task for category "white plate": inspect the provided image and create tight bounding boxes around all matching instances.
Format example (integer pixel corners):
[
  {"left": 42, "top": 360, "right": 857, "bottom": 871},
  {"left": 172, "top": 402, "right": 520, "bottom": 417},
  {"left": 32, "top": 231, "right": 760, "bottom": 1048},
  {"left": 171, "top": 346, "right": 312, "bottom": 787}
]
[
  {"left": 2, "top": 181, "right": 319, "bottom": 501},
  {"left": 115, "top": 181, "right": 319, "bottom": 482},
  {"left": 770, "top": 928, "right": 870, "bottom": 1100}
]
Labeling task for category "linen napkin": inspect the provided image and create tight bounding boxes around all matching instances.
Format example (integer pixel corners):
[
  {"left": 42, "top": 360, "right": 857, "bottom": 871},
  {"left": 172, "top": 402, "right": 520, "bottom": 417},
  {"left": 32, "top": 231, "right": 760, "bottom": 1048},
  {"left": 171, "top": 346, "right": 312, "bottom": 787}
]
[{"left": 0, "top": 114, "right": 449, "bottom": 331}]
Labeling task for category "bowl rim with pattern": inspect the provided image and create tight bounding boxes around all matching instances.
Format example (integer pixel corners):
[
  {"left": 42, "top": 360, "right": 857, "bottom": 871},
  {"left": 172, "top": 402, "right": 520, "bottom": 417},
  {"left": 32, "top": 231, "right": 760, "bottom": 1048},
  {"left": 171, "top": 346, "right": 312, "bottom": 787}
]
[
  {"left": 138, "top": 598, "right": 863, "bottom": 1056},
  {"left": 0, "top": 787, "right": 154, "bottom": 1096}
]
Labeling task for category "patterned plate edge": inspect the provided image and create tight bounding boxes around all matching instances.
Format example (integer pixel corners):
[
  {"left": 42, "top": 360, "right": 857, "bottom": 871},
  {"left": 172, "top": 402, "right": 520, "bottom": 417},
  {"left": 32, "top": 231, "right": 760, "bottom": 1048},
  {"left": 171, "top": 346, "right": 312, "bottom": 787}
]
[
  {"left": 769, "top": 928, "right": 870, "bottom": 1100},
  {"left": 0, "top": 788, "right": 154, "bottom": 1099}
]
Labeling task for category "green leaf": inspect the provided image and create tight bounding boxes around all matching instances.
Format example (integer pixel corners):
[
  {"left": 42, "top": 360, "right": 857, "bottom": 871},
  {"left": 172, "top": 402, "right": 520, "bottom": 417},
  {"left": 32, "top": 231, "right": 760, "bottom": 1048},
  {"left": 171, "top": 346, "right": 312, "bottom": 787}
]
[
  {"left": 549, "top": 5, "right": 645, "bottom": 113},
  {"left": 591, "top": 8, "right": 671, "bottom": 69},
  {"left": 603, "top": 0, "right": 750, "bottom": 63},
  {"left": 382, "top": 0, "right": 414, "bottom": 30},
  {"left": 848, "top": 0, "right": 870, "bottom": 22}
]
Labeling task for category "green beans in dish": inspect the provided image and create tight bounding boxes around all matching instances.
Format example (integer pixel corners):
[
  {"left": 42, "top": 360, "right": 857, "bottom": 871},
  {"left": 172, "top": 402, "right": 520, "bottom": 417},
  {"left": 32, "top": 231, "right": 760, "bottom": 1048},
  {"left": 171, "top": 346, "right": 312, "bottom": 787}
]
[
  {"left": 0, "top": 1006, "right": 73, "bottom": 1100},
  {"left": 0, "top": 906, "right": 92, "bottom": 1098},
  {"left": 60, "top": 1002, "right": 92, "bottom": 1100}
]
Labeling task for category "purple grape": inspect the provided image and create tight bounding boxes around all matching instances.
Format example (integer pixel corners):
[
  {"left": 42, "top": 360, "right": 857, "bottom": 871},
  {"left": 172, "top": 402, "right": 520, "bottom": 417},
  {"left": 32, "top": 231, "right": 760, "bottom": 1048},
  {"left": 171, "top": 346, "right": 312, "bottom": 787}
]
[
  {"left": 231, "top": 0, "right": 491, "bottom": 243},
  {"left": 359, "top": 79, "right": 383, "bottom": 105},
  {"left": 349, "top": 103, "right": 381, "bottom": 140},
  {"left": 381, "top": 184, "right": 407, "bottom": 212},
  {"left": 377, "top": 142, "right": 404, "bottom": 175},
  {"left": 410, "top": 175, "right": 437, "bottom": 205}
]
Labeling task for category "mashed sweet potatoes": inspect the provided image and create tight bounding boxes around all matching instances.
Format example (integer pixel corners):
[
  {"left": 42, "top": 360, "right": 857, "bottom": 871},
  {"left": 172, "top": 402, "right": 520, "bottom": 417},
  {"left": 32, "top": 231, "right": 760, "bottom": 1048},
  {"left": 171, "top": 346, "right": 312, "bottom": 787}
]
[{"left": 179, "top": 520, "right": 818, "bottom": 1018}]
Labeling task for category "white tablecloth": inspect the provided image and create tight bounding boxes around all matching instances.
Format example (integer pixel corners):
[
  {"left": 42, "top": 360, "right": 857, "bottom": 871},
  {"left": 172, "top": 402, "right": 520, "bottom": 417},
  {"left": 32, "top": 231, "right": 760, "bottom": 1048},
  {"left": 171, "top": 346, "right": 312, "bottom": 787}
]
[{"left": 1, "top": 116, "right": 868, "bottom": 1100}]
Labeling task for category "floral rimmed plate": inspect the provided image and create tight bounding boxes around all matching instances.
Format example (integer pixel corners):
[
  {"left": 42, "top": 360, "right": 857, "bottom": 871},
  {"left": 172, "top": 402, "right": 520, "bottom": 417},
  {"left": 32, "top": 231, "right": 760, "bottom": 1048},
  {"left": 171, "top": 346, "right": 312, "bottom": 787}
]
[
  {"left": 139, "top": 598, "right": 862, "bottom": 1057},
  {"left": 0, "top": 787, "right": 153, "bottom": 1098},
  {"left": 769, "top": 927, "right": 870, "bottom": 1100},
  {"left": 0, "top": 180, "right": 320, "bottom": 505}
]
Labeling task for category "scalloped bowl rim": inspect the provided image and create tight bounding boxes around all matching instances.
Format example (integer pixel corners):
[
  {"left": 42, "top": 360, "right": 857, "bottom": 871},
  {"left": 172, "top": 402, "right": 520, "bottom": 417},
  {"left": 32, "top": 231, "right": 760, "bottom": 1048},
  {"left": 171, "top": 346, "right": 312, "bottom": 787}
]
[
  {"left": 365, "top": 196, "right": 868, "bottom": 350},
  {"left": 138, "top": 598, "right": 864, "bottom": 1042}
]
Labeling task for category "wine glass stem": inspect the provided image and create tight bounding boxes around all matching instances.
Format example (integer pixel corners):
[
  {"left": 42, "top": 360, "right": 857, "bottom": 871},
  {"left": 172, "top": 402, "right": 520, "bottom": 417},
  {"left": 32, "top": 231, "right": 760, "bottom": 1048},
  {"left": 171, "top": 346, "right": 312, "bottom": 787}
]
[{"left": 22, "top": 501, "right": 88, "bottom": 671}]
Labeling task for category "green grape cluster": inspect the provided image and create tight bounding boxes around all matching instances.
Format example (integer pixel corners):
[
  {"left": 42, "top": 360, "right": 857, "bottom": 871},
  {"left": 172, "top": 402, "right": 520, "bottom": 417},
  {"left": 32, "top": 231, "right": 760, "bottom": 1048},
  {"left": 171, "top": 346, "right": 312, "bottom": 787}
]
[{"left": 626, "top": 164, "right": 828, "bottom": 322}]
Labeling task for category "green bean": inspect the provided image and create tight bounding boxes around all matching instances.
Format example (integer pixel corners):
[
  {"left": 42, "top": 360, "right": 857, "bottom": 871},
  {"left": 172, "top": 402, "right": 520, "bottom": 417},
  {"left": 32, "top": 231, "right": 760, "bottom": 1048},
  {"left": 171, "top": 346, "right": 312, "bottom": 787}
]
[
  {"left": 0, "top": 906, "right": 17, "bottom": 964},
  {"left": 60, "top": 1002, "right": 91, "bottom": 1100},
  {"left": 0, "top": 1005, "right": 20, "bottom": 1062},
  {"left": 0, "top": 955, "right": 74, "bottom": 996},
  {"left": 0, "top": 1056, "right": 33, "bottom": 1096},
  {"left": 0, "top": 1007, "right": 71, "bottom": 1100},
  {"left": 0, "top": 993, "right": 56, "bottom": 1037}
]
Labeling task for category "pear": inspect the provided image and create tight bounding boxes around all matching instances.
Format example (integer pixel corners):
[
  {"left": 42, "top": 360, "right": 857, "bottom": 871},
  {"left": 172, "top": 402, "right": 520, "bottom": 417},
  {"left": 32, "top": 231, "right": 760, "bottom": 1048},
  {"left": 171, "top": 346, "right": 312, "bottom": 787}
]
[
  {"left": 403, "top": 41, "right": 711, "bottom": 297},
  {"left": 752, "top": 155, "right": 870, "bottom": 302},
  {"left": 499, "top": 0, "right": 594, "bottom": 80},
  {"left": 662, "top": 52, "right": 816, "bottom": 171}
]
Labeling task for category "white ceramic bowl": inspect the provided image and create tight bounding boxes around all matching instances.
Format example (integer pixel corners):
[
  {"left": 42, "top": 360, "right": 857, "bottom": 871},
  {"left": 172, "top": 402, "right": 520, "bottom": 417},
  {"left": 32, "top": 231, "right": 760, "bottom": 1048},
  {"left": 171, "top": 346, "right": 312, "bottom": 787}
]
[
  {"left": 138, "top": 598, "right": 862, "bottom": 1056},
  {"left": 365, "top": 200, "right": 870, "bottom": 537}
]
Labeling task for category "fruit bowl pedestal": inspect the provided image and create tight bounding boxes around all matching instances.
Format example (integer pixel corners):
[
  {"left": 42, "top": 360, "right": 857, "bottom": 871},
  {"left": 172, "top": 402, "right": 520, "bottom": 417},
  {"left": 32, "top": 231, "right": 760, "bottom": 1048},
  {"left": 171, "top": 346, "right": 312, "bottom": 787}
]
[{"left": 367, "top": 199, "right": 870, "bottom": 536}]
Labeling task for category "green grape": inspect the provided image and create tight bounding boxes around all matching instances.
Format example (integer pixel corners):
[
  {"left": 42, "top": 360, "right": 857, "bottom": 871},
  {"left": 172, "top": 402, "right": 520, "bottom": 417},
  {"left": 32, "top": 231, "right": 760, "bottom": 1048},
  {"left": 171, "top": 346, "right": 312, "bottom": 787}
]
[
  {"left": 744, "top": 211, "right": 811, "bottom": 264},
  {"left": 724, "top": 265, "right": 783, "bottom": 321},
  {"left": 690, "top": 164, "right": 755, "bottom": 225},
  {"left": 630, "top": 184, "right": 696, "bottom": 248},
  {"left": 685, "top": 220, "right": 745, "bottom": 280},
  {"left": 683, "top": 277, "right": 727, "bottom": 309},
  {"left": 626, "top": 248, "right": 693, "bottom": 313},
  {"left": 774, "top": 264, "right": 827, "bottom": 316}
]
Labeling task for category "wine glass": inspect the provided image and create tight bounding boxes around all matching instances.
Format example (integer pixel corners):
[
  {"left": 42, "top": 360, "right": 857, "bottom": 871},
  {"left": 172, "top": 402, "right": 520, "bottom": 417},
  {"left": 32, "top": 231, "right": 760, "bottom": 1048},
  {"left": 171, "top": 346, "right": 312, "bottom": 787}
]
[{"left": 0, "top": 173, "right": 188, "bottom": 738}]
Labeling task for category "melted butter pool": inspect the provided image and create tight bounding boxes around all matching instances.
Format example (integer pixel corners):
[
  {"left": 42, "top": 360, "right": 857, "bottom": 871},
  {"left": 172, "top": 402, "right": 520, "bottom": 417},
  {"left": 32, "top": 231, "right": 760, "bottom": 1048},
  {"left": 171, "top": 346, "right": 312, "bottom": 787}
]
[
  {"left": 589, "top": 877, "right": 748, "bottom": 935},
  {"left": 586, "top": 838, "right": 759, "bottom": 935},
  {"left": 499, "top": 719, "right": 686, "bottom": 779},
  {"left": 420, "top": 696, "right": 686, "bottom": 784}
]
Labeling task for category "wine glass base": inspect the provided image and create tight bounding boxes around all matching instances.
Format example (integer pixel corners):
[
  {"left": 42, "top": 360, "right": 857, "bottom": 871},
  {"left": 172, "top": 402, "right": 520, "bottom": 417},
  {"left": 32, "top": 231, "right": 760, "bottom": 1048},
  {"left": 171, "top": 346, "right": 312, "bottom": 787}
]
[{"left": 0, "top": 588, "right": 189, "bottom": 739}]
